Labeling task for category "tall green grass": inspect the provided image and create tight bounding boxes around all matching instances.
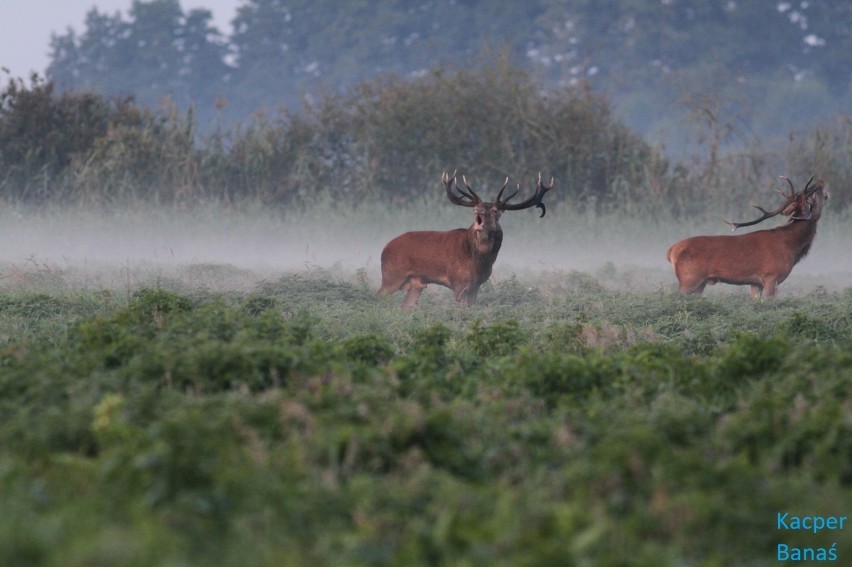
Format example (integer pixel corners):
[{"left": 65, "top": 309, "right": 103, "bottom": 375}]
[{"left": 0, "top": 268, "right": 850, "bottom": 565}]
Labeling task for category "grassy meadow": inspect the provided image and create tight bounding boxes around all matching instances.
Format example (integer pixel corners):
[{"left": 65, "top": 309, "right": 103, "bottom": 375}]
[
  {"left": 0, "top": 201, "right": 850, "bottom": 566},
  {"left": 2, "top": 65, "right": 851, "bottom": 565}
]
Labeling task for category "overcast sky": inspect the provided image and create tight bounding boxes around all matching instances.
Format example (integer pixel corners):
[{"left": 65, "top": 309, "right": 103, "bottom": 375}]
[{"left": 2, "top": 0, "right": 241, "bottom": 80}]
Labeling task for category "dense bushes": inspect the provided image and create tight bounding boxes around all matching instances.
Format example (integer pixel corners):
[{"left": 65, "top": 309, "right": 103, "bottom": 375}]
[
  {"left": 0, "top": 269, "right": 850, "bottom": 564},
  {"left": 3, "top": 64, "right": 848, "bottom": 215},
  {"left": 0, "top": 74, "right": 197, "bottom": 204}
]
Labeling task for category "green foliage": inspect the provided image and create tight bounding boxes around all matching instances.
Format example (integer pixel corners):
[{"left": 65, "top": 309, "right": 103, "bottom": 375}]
[
  {"left": 0, "top": 75, "right": 199, "bottom": 204},
  {"left": 463, "top": 319, "right": 525, "bottom": 358},
  {"left": 340, "top": 334, "right": 395, "bottom": 367},
  {"left": 1, "top": 269, "right": 850, "bottom": 564},
  {"left": 48, "top": 0, "right": 230, "bottom": 126},
  {"left": 0, "top": 75, "right": 114, "bottom": 202},
  {"left": 715, "top": 332, "right": 788, "bottom": 381},
  {"left": 2, "top": 65, "right": 850, "bottom": 217}
]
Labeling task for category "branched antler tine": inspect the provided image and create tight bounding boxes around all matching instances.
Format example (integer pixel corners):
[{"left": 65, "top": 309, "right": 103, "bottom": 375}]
[
  {"left": 460, "top": 175, "right": 483, "bottom": 203},
  {"left": 443, "top": 170, "right": 477, "bottom": 207},
  {"left": 536, "top": 171, "right": 555, "bottom": 196},
  {"left": 803, "top": 176, "right": 818, "bottom": 196},
  {"left": 495, "top": 177, "right": 512, "bottom": 202},
  {"left": 724, "top": 202, "right": 787, "bottom": 231},
  {"left": 457, "top": 179, "right": 476, "bottom": 200},
  {"left": 779, "top": 175, "right": 796, "bottom": 197},
  {"left": 498, "top": 185, "right": 519, "bottom": 205},
  {"left": 499, "top": 173, "right": 553, "bottom": 217}
]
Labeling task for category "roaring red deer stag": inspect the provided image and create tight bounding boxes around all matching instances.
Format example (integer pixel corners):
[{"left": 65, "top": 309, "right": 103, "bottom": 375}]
[
  {"left": 667, "top": 177, "right": 828, "bottom": 298},
  {"left": 378, "top": 171, "right": 553, "bottom": 308}
]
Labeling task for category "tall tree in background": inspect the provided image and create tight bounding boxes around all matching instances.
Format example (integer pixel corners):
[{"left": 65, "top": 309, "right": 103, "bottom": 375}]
[
  {"left": 532, "top": 0, "right": 850, "bottom": 144},
  {"left": 226, "top": 0, "right": 546, "bottom": 116},
  {"left": 46, "top": 0, "right": 849, "bottom": 142},
  {"left": 48, "top": 0, "right": 230, "bottom": 124},
  {"left": 49, "top": 10, "right": 127, "bottom": 90}
]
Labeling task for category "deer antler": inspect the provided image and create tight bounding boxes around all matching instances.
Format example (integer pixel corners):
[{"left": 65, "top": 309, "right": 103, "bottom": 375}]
[
  {"left": 498, "top": 172, "right": 554, "bottom": 217},
  {"left": 724, "top": 203, "right": 790, "bottom": 231},
  {"left": 460, "top": 175, "right": 485, "bottom": 204},
  {"left": 442, "top": 170, "right": 481, "bottom": 207},
  {"left": 724, "top": 176, "right": 809, "bottom": 231},
  {"left": 787, "top": 177, "right": 822, "bottom": 221},
  {"left": 801, "top": 176, "right": 820, "bottom": 197},
  {"left": 777, "top": 176, "right": 797, "bottom": 199},
  {"left": 494, "top": 177, "right": 515, "bottom": 204}
]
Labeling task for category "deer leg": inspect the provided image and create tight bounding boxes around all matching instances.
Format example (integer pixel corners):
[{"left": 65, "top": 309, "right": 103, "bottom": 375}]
[
  {"left": 454, "top": 285, "right": 479, "bottom": 307},
  {"left": 673, "top": 264, "right": 706, "bottom": 294},
  {"left": 679, "top": 278, "right": 706, "bottom": 295},
  {"left": 377, "top": 274, "right": 403, "bottom": 297},
  {"left": 401, "top": 278, "right": 426, "bottom": 309},
  {"left": 458, "top": 291, "right": 477, "bottom": 307},
  {"left": 762, "top": 280, "right": 778, "bottom": 298},
  {"left": 750, "top": 285, "right": 763, "bottom": 299}
]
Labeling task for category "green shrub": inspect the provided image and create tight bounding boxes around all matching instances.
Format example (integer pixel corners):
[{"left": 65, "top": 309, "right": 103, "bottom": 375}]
[
  {"left": 715, "top": 333, "right": 788, "bottom": 380},
  {"left": 340, "top": 334, "right": 395, "bottom": 367},
  {"left": 463, "top": 319, "right": 525, "bottom": 358},
  {"left": 1, "top": 274, "right": 851, "bottom": 565}
]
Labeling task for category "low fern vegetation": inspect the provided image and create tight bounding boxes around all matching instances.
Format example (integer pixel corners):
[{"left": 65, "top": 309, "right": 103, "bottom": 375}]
[{"left": 0, "top": 266, "right": 850, "bottom": 566}]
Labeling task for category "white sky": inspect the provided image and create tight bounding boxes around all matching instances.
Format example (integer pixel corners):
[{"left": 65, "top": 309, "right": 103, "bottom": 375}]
[{"left": 1, "top": 0, "right": 241, "bottom": 80}]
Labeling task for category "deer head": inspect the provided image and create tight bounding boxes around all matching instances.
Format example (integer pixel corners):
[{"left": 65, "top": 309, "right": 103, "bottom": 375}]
[
  {"left": 724, "top": 176, "right": 825, "bottom": 231},
  {"left": 441, "top": 170, "right": 553, "bottom": 240}
]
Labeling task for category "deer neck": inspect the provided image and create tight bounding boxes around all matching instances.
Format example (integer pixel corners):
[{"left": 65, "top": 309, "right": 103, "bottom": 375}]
[
  {"left": 782, "top": 217, "right": 819, "bottom": 264},
  {"left": 467, "top": 224, "right": 503, "bottom": 260}
]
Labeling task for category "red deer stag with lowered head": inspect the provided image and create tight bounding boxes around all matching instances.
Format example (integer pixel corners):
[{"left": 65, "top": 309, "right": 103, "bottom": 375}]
[
  {"left": 667, "top": 177, "right": 828, "bottom": 298},
  {"left": 378, "top": 171, "right": 553, "bottom": 308}
]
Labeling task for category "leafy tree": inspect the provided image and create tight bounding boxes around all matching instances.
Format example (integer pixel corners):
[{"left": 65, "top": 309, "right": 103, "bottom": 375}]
[
  {"left": 226, "top": 0, "right": 547, "bottom": 116},
  {"left": 48, "top": 0, "right": 230, "bottom": 126},
  {"left": 0, "top": 73, "right": 199, "bottom": 204},
  {"left": 530, "top": 0, "right": 851, "bottom": 145},
  {"left": 0, "top": 74, "right": 115, "bottom": 201}
]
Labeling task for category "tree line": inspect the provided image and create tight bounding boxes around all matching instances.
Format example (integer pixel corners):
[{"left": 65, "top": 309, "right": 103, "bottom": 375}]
[{"left": 45, "top": 0, "right": 852, "bottom": 141}]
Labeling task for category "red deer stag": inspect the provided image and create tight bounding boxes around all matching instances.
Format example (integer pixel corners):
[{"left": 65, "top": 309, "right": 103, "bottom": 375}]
[
  {"left": 667, "top": 177, "right": 828, "bottom": 298},
  {"left": 378, "top": 171, "right": 553, "bottom": 308}
]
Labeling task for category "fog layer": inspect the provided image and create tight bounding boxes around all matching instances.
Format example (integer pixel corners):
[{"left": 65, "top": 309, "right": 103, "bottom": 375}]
[{"left": 2, "top": 204, "right": 848, "bottom": 295}]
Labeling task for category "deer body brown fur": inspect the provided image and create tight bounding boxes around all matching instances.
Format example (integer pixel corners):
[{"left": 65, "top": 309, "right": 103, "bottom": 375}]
[
  {"left": 379, "top": 226, "right": 502, "bottom": 307},
  {"left": 379, "top": 172, "right": 552, "bottom": 308},
  {"left": 667, "top": 178, "right": 827, "bottom": 298}
]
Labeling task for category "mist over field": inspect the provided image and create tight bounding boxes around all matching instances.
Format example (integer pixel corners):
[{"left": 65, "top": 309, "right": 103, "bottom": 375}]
[{"left": 2, "top": 198, "right": 849, "bottom": 298}]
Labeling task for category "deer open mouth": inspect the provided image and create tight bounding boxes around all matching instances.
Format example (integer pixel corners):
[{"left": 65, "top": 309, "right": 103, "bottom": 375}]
[{"left": 476, "top": 214, "right": 483, "bottom": 226}]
